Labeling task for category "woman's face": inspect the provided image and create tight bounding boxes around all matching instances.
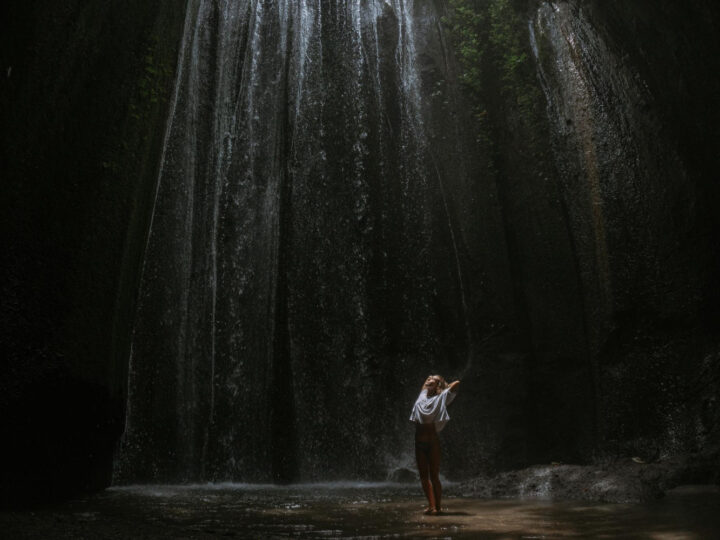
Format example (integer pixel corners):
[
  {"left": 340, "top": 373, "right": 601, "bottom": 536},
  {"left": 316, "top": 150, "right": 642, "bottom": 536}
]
[{"left": 424, "top": 376, "right": 442, "bottom": 393}]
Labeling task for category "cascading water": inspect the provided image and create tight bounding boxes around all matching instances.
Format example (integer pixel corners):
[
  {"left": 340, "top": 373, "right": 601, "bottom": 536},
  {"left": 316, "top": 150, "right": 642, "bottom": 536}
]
[
  {"left": 118, "top": 0, "right": 700, "bottom": 485},
  {"left": 117, "top": 0, "right": 480, "bottom": 484}
]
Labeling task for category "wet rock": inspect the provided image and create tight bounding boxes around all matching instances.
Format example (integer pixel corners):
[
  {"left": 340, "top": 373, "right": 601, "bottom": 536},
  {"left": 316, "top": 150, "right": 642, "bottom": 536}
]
[
  {"left": 460, "top": 452, "right": 720, "bottom": 503},
  {"left": 387, "top": 467, "right": 418, "bottom": 483}
]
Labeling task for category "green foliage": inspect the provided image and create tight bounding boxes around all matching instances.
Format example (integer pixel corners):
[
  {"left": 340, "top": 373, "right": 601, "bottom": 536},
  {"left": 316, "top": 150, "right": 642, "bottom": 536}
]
[
  {"left": 442, "top": 0, "right": 490, "bottom": 143},
  {"left": 130, "top": 40, "right": 171, "bottom": 122},
  {"left": 487, "top": 0, "right": 538, "bottom": 116},
  {"left": 443, "top": 0, "right": 486, "bottom": 118},
  {"left": 443, "top": 0, "right": 486, "bottom": 97},
  {"left": 103, "top": 36, "right": 172, "bottom": 176},
  {"left": 444, "top": 0, "right": 547, "bottom": 148}
]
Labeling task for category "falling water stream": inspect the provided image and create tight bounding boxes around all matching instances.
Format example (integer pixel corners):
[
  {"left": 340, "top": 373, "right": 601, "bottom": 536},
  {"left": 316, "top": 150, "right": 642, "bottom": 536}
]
[
  {"left": 117, "top": 0, "right": 700, "bottom": 487},
  {"left": 118, "top": 0, "right": 477, "bottom": 484}
]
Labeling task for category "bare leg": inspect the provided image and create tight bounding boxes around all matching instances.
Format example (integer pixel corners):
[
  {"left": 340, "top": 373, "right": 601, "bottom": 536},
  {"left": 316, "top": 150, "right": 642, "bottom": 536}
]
[
  {"left": 415, "top": 446, "right": 435, "bottom": 512},
  {"left": 429, "top": 440, "right": 442, "bottom": 514}
]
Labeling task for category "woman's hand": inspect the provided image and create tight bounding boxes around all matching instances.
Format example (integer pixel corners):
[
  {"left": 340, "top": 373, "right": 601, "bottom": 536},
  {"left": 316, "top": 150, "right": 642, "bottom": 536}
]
[{"left": 448, "top": 380, "right": 460, "bottom": 393}]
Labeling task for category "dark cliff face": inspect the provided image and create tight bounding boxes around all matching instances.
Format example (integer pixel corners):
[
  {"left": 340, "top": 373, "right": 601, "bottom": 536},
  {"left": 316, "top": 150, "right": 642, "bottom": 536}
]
[
  {"left": 527, "top": 0, "right": 720, "bottom": 462},
  {"left": 2, "top": 0, "right": 719, "bottom": 499},
  {"left": 1, "top": 0, "right": 187, "bottom": 502},
  {"left": 459, "top": 0, "right": 720, "bottom": 466}
]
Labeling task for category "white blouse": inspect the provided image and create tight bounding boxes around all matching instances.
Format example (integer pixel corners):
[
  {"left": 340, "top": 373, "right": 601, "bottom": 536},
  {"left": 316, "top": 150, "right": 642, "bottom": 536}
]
[{"left": 409, "top": 388, "right": 457, "bottom": 432}]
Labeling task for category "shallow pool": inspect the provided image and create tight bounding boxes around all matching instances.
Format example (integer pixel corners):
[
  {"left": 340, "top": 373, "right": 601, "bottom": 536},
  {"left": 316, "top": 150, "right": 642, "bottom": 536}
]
[{"left": 2, "top": 483, "right": 718, "bottom": 538}]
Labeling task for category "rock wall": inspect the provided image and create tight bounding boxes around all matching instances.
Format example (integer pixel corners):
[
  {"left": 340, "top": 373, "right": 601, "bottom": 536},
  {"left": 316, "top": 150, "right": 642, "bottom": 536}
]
[
  {"left": 576, "top": 0, "right": 720, "bottom": 461},
  {"left": 446, "top": 0, "right": 720, "bottom": 468},
  {"left": 1, "top": 0, "right": 187, "bottom": 502}
]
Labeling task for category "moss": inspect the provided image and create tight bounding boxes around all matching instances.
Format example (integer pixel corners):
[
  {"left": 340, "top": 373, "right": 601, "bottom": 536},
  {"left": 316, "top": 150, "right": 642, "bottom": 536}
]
[{"left": 102, "top": 36, "right": 173, "bottom": 176}]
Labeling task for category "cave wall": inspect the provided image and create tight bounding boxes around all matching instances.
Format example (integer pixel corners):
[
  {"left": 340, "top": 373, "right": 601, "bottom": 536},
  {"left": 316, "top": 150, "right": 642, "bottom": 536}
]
[
  {"left": 579, "top": 0, "right": 720, "bottom": 460},
  {"left": 0, "top": 0, "right": 187, "bottom": 502}
]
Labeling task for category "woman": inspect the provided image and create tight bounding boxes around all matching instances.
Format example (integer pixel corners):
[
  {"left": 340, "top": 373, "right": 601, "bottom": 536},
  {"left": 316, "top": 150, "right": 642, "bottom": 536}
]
[{"left": 409, "top": 374, "right": 460, "bottom": 515}]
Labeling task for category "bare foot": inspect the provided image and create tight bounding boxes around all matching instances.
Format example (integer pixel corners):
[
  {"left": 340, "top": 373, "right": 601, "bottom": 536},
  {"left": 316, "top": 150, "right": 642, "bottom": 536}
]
[
  {"left": 430, "top": 508, "right": 442, "bottom": 516},
  {"left": 423, "top": 507, "right": 435, "bottom": 515}
]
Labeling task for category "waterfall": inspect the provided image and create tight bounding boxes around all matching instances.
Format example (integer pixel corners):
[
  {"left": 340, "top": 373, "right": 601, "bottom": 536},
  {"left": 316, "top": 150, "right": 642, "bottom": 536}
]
[{"left": 117, "top": 0, "right": 477, "bottom": 484}]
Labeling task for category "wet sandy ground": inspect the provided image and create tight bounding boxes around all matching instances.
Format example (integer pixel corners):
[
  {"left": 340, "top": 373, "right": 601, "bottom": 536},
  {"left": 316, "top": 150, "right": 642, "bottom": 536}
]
[{"left": 2, "top": 483, "right": 719, "bottom": 539}]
